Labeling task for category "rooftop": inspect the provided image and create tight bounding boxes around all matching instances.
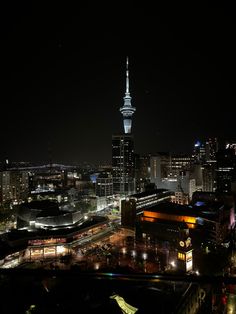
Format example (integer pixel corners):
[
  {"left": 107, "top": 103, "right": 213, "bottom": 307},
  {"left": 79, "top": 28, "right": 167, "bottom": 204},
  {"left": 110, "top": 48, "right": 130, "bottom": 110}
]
[
  {"left": 130, "top": 189, "right": 172, "bottom": 199},
  {"left": 142, "top": 201, "right": 225, "bottom": 220}
]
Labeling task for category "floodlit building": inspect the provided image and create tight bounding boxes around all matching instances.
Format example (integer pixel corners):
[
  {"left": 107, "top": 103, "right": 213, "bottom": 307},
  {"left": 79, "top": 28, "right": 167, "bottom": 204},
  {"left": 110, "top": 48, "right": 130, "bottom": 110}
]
[{"left": 16, "top": 200, "right": 83, "bottom": 230}]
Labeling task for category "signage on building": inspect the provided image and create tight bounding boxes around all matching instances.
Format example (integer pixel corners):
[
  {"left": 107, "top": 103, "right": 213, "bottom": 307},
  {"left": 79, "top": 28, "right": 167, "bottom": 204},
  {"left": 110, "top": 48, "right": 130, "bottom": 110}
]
[{"left": 179, "top": 237, "right": 191, "bottom": 248}]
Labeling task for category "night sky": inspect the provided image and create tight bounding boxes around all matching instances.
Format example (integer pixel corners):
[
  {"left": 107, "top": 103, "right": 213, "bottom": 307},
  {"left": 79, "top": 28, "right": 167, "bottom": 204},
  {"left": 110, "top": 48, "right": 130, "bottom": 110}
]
[{"left": 1, "top": 3, "right": 235, "bottom": 164}]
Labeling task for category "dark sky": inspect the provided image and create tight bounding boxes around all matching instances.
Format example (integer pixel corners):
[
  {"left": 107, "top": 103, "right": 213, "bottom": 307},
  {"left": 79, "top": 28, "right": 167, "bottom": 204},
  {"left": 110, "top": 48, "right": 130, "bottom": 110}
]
[{"left": 0, "top": 2, "right": 235, "bottom": 164}]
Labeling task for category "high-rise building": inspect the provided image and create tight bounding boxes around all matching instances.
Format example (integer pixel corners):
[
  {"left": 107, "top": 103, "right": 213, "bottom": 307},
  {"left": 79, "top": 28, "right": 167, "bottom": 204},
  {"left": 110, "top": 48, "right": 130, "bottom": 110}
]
[
  {"left": 112, "top": 134, "right": 135, "bottom": 195},
  {"left": 150, "top": 153, "right": 170, "bottom": 187},
  {"left": 216, "top": 148, "right": 236, "bottom": 193},
  {"left": 150, "top": 154, "right": 193, "bottom": 186},
  {"left": 226, "top": 142, "right": 236, "bottom": 155},
  {"left": 95, "top": 171, "right": 113, "bottom": 197},
  {"left": 0, "top": 170, "right": 29, "bottom": 205},
  {"left": 193, "top": 140, "right": 206, "bottom": 163},
  {"left": 119, "top": 57, "right": 136, "bottom": 134},
  {"left": 193, "top": 138, "right": 218, "bottom": 164},
  {"left": 205, "top": 137, "right": 218, "bottom": 162},
  {"left": 169, "top": 155, "right": 193, "bottom": 176},
  {"left": 201, "top": 162, "right": 216, "bottom": 192},
  {"left": 138, "top": 154, "right": 151, "bottom": 180},
  {"left": 135, "top": 154, "right": 151, "bottom": 193}
]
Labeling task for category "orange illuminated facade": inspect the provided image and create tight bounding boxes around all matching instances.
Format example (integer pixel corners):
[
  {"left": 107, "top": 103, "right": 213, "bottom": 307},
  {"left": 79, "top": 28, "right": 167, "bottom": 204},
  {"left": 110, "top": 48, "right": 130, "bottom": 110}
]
[
  {"left": 141, "top": 217, "right": 155, "bottom": 223},
  {"left": 143, "top": 211, "right": 196, "bottom": 229}
]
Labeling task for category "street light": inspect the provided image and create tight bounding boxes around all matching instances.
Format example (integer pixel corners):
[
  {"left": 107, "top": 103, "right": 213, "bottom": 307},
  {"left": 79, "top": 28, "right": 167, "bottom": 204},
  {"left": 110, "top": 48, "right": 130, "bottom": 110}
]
[
  {"left": 131, "top": 250, "right": 136, "bottom": 258},
  {"left": 170, "top": 260, "right": 176, "bottom": 268},
  {"left": 142, "top": 252, "right": 147, "bottom": 260},
  {"left": 94, "top": 263, "right": 100, "bottom": 270},
  {"left": 121, "top": 247, "right": 127, "bottom": 254}
]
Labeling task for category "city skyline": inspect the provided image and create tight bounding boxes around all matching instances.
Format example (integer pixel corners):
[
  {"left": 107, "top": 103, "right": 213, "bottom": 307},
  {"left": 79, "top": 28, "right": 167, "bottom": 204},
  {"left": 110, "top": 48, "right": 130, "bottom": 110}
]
[{"left": 0, "top": 3, "right": 235, "bottom": 163}]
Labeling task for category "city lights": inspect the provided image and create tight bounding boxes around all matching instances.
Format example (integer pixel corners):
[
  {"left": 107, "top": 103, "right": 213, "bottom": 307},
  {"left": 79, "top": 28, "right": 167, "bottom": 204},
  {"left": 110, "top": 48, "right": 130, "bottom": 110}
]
[
  {"left": 170, "top": 261, "right": 176, "bottom": 268},
  {"left": 142, "top": 252, "right": 148, "bottom": 260}
]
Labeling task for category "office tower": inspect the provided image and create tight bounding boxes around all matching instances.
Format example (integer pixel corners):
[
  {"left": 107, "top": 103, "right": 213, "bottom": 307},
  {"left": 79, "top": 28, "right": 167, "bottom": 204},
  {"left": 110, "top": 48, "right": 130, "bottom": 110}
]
[
  {"left": 150, "top": 153, "right": 170, "bottom": 188},
  {"left": 216, "top": 148, "right": 236, "bottom": 193},
  {"left": 205, "top": 138, "right": 218, "bottom": 161},
  {"left": 150, "top": 153, "right": 193, "bottom": 187},
  {"left": 193, "top": 140, "right": 206, "bottom": 163},
  {"left": 95, "top": 171, "right": 113, "bottom": 197},
  {"left": 0, "top": 170, "right": 29, "bottom": 205},
  {"left": 202, "top": 162, "right": 216, "bottom": 192},
  {"left": 138, "top": 154, "right": 151, "bottom": 180},
  {"left": 135, "top": 154, "right": 151, "bottom": 193},
  {"left": 119, "top": 57, "right": 136, "bottom": 134},
  {"left": 112, "top": 134, "right": 135, "bottom": 195},
  {"left": 226, "top": 142, "right": 236, "bottom": 155}
]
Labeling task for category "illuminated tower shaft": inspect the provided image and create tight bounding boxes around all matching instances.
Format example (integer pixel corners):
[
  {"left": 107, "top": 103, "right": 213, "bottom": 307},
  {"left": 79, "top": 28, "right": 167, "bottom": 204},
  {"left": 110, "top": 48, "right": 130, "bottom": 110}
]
[{"left": 120, "top": 57, "right": 136, "bottom": 134}]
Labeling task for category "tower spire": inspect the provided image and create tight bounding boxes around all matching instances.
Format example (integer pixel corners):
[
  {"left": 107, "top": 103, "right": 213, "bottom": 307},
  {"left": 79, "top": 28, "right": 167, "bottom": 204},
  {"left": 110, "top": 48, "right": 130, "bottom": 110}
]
[
  {"left": 126, "top": 57, "right": 129, "bottom": 94},
  {"left": 120, "top": 57, "right": 136, "bottom": 134}
]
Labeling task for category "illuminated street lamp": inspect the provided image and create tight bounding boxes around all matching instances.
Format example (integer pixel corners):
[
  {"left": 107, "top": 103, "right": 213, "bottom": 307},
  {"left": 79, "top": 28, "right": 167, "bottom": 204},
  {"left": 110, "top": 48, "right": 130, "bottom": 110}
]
[
  {"left": 131, "top": 250, "right": 136, "bottom": 258},
  {"left": 121, "top": 247, "right": 127, "bottom": 254},
  {"left": 142, "top": 252, "right": 147, "bottom": 260},
  {"left": 170, "top": 260, "right": 176, "bottom": 268},
  {"left": 94, "top": 263, "right": 100, "bottom": 270}
]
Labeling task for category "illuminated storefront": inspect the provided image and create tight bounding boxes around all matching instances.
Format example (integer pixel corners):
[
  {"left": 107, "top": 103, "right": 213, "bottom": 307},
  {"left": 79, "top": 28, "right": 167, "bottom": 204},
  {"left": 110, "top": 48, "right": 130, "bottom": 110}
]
[
  {"left": 0, "top": 216, "right": 110, "bottom": 267},
  {"left": 28, "top": 244, "right": 69, "bottom": 260}
]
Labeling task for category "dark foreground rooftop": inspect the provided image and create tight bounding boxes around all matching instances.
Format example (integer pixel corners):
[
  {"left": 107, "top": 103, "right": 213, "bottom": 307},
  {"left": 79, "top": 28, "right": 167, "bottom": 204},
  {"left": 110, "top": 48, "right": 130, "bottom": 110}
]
[{"left": 0, "top": 269, "right": 228, "bottom": 314}]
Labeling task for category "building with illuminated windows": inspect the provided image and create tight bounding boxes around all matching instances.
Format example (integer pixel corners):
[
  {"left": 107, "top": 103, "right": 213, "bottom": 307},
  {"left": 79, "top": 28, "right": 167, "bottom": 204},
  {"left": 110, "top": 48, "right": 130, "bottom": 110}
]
[
  {"left": 121, "top": 189, "right": 174, "bottom": 228},
  {"left": 193, "top": 141, "right": 206, "bottom": 163},
  {"left": 0, "top": 214, "right": 109, "bottom": 267},
  {"left": 216, "top": 148, "right": 236, "bottom": 193},
  {"left": 95, "top": 171, "right": 113, "bottom": 197},
  {"left": 135, "top": 199, "right": 234, "bottom": 247},
  {"left": 205, "top": 137, "right": 218, "bottom": 162},
  {"left": 202, "top": 162, "right": 216, "bottom": 192},
  {"left": 112, "top": 134, "right": 135, "bottom": 195},
  {"left": 135, "top": 154, "right": 151, "bottom": 193},
  {"left": 0, "top": 170, "right": 29, "bottom": 205},
  {"left": 150, "top": 154, "right": 196, "bottom": 201}
]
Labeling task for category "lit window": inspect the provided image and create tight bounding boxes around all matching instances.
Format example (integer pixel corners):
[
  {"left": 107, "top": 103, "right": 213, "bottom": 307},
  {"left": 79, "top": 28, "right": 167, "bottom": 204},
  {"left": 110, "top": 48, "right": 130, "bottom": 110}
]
[{"left": 178, "top": 252, "right": 185, "bottom": 261}]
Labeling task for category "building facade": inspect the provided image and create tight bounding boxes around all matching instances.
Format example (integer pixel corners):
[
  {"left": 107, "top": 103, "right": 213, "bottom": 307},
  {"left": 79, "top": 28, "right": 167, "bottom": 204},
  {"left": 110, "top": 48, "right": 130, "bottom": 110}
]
[
  {"left": 216, "top": 148, "right": 236, "bottom": 193},
  {"left": 95, "top": 172, "right": 113, "bottom": 197},
  {"left": 0, "top": 170, "right": 29, "bottom": 205},
  {"left": 121, "top": 189, "right": 174, "bottom": 228},
  {"left": 112, "top": 134, "right": 135, "bottom": 195}
]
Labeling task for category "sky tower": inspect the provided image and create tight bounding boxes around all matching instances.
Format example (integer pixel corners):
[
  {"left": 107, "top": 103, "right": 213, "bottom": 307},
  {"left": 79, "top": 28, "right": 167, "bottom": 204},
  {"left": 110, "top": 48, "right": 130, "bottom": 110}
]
[{"left": 120, "top": 57, "right": 136, "bottom": 134}]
